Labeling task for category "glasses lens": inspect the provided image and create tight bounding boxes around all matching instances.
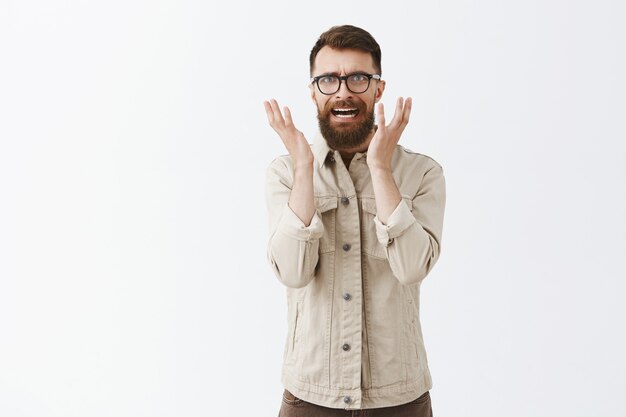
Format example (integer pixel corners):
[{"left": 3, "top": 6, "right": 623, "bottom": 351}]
[
  {"left": 346, "top": 74, "right": 370, "bottom": 93},
  {"left": 317, "top": 76, "right": 339, "bottom": 94}
]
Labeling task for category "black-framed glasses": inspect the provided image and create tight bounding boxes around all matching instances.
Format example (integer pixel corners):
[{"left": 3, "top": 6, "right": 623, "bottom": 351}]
[{"left": 310, "top": 73, "right": 381, "bottom": 95}]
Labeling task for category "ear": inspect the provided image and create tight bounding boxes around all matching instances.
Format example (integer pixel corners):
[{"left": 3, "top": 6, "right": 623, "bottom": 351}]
[
  {"left": 374, "top": 79, "right": 385, "bottom": 103},
  {"left": 309, "top": 84, "right": 317, "bottom": 104}
]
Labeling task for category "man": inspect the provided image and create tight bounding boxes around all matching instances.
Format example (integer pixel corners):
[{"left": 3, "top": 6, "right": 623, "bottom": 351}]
[{"left": 264, "top": 25, "right": 446, "bottom": 416}]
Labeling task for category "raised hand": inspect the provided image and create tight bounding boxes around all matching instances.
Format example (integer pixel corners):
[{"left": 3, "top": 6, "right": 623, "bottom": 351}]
[
  {"left": 264, "top": 98, "right": 316, "bottom": 225},
  {"left": 367, "top": 97, "right": 412, "bottom": 172},
  {"left": 264, "top": 99, "right": 314, "bottom": 169}
]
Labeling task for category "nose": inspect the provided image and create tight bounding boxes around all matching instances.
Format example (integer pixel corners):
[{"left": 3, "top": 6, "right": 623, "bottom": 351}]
[{"left": 334, "top": 78, "right": 353, "bottom": 100}]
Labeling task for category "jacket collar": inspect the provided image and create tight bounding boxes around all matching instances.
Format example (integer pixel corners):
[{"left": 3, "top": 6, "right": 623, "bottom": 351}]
[{"left": 313, "top": 130, "right": 334, "bottom": 168}]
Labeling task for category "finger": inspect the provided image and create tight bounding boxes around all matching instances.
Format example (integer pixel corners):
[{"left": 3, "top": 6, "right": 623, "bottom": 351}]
[
  {"left": 402, "top": 97, "right": 412, "bottom": 125},
  {"left": 283, "top": 106, "right": 294, "bottom": 128},
  {"left": 263, "top": 100, "right": 274, "bottom": 124},
  {"left": 269, "top": 99, "right": 285, "bottom": 125},
  {"left": 377, "top": 102, "right": 385, "bottom": 129},
  {"left": 390, "top": 97, "right": 403, "bottom": 126}
]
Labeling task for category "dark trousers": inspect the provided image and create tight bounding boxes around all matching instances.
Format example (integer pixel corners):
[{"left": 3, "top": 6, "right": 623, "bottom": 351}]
[{"left": 278, "top": 389, "right": 433, "bottom": 417}]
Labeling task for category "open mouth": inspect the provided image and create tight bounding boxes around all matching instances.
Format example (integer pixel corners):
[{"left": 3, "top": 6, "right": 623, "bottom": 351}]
[{"left": 331, "top": 107, "right": 359, "bottom": 119}]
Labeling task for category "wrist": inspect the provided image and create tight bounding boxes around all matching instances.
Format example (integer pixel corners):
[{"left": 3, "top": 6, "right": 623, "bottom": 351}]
[
  {"left": 368, "top": 163, "right": 393, "bottom": 176},
  {"left": 293, "top": 162, "right": 314, "bottom": 177},
  {"left": 293, "top": 153, "right": 314, "bottom": 170}
]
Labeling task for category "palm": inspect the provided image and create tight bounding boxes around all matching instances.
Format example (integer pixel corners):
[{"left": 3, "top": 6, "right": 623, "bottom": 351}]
[
  {"left": 264, "top": 99, "right": 314, "bottom": 168},
  {"left": 368, "top": 97, "right": 412, "bottom": 171}
]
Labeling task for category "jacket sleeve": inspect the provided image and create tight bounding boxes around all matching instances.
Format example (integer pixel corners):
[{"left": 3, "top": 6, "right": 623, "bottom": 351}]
[
  {"left": 265, "top": 157, "right": 324, "bottom": 288},
  {"left": 373, "top": 163, "right": 446, "bottom": 285}
]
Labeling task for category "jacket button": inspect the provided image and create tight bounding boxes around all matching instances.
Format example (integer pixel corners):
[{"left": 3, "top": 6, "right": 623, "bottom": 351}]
[
  {"left": 342, "top": 343, "right": 351, "bottom": 351},
  {"left": 341, "top": 196, "right": 349, "bottom": 205},
  {"left": 343, "top": 396, "right": 351, "bottom": 404},
  {"left": 342, "top": 243, "right": 351, "bottom": 251},
  {"left": 343, "top": 293, "right": 351, "bottom": 301}
]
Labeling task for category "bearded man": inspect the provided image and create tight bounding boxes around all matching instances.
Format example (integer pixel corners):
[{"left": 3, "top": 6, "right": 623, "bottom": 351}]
[{"left": 264, "top": 24, "right": 446, "bottom": 417}]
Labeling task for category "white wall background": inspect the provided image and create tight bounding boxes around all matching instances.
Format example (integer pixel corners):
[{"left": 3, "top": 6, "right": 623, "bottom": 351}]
[{"left": 1, "top": 1, "right": 625, "bottom": 416}]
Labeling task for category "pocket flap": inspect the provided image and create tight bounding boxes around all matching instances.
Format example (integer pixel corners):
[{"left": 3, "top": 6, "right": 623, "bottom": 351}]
[
  {"left": 314, "top": 196, "right": 338, "bottom": 213},
  {"left": 361, "top": 197, "right": 377, "bottom": 215},
  {"left": 361, "top": 197, "right": 413, "bottom": 215}
]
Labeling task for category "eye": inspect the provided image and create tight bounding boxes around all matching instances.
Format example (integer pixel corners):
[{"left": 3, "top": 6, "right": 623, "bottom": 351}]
[
  {"left": 349, "top": 74, "right": 367, "bottom": 82},
  {"left": 319, "top": 76, "right": 337, "bottom": 84}
]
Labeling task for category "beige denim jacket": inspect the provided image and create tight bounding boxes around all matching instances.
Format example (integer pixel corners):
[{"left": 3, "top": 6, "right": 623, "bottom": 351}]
[{"left": 265, "top": 131, "right": 446, "bottom": 410}]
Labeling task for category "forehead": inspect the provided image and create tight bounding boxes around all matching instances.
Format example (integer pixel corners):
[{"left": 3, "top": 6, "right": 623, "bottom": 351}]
[{"left": 312, "top": 46, "right": 376, "bottom": 75}]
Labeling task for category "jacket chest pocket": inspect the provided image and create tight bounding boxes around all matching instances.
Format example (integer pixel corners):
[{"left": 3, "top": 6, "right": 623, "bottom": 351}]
[
  {"left": 315, "top": 197, "right": 338, "bottom": 254},
  {"left": 360, "top": 197, "right": 413, "bottom": 259},
  {"left": 360, "top": 197, "right": 387, "bottom": 259}
]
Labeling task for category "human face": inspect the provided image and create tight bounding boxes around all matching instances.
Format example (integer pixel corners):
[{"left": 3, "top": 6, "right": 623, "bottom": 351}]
[{"left": 310, "top": 46, "right": 385, "bottom": 151}]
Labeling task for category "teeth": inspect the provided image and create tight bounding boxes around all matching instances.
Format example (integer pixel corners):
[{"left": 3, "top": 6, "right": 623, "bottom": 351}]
[{"left": 331, "top": 107, "right": 358, "bottom": 119}]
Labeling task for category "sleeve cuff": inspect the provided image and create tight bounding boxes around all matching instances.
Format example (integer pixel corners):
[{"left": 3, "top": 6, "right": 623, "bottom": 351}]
[
  {"left": 277, "top": 202, "right": 324, "bottom": 241},
  {"left": 373, "top": 200, "right": 415, "bottom": 246}
]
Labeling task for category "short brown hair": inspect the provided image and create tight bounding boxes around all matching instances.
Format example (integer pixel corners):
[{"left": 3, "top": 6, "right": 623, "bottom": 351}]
[{"left": 309, "top": 25, "right": 382, "bottom": 76}]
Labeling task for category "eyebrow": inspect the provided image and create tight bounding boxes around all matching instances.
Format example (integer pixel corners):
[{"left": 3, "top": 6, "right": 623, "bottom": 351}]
[{"left": 315, "top": 71, "right": 369, "bottom": 77}]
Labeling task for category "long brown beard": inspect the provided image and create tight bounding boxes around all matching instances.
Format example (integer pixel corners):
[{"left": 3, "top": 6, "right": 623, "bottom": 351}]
[{"left": 317, "top": 100, "right": 375, "bottom": 150}]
